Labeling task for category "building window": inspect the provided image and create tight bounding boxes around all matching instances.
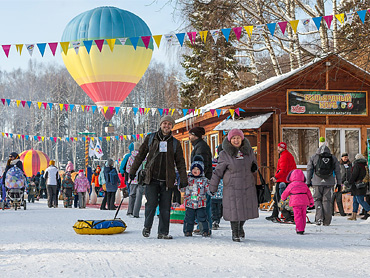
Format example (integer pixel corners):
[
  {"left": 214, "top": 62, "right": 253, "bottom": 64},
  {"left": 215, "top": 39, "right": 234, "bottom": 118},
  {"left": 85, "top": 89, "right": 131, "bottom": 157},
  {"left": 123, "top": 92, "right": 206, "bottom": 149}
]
[
  {"left": 282, "top": 128, "right": 319, "bottom": 165},
  {"left": 326, "top": 129, "right": 360, "bottom": 162}
]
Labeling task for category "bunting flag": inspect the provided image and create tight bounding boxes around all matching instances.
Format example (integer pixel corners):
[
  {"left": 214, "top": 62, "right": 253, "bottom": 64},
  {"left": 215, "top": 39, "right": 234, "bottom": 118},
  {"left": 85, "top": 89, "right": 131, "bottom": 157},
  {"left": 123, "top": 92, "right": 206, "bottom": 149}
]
[
  {"left": 2, "top": 45, "right": 11, "bottom": 58},
  {"left": 357, "top": 10, "right": 367, "bottom": 24},
  {"left": 335, "top": 13, "right": 345, "bottom": 24},
  {"left": 106, "top": 38, "right": 116, "bottom": 52},
  {"left": 60, "top": 42, "right": 69, "bottom": 55},
  {"left": 210, "top": 29, "right": 220, "bottom": 43},
  {"left": 176, "top": 33, "right": 185, "bottom": 47},
  {"left": 187, "top": 32, "right": 197, "bottom": 44},
  {"left": 323, "top": 15, "right": 334, "bottom": 29},
  {"left": 37, "top": 43, "right": 47, "bottom": 57},
  {"left": 232, "top": 27, "right": 242, "bottom": 41},
  {"left": 290, "top": 20, "right": 299, "bottom": 33},
  {"left": 25, "top": 44, "right": 34, "bottom": 56},
  {"left": 129, "top": 37, "right": 139, "bottom": 50},
  {"left": 95, "top": 39, "right": 104, "bottom": 52},
  {"left": 71, "top": 41, "right": 81, "bottom": 54},
  {"left": 141, "top": 36, "right": 151, "bottom": 49},
  {"left": 199, "top": 31, "right": 208, "bottom": 43},
  {"left": 16, "top": 44, "right": 23, "bottom": 55},
  {"left": 221, "top": 28, "right": 231, "bottom": 42},
  {"left": 278, "top": 21, "right": 288, "bottom": 35},
  {"left": 83, "top": 40, "right": 93, "bottom": 54},
  {"left": 244, "top": 26, "right": 253, "bottom": 38},
  {"left": 302, "top": 18, "right": 311, "bottom": 31},
  {"left": 152, "top": 35, "right": 162, "bottom": 48},
  {"left": 48, "top": 42, "right": 58, "bottom": 56},
  {"left": 312, "top": 17, "right": 322, "bottom": 31},
  {"left": 346, "top": 12, "right": 355, "bottom": 24},
  {"left": 118, "top": 38, "right": 128, "bottom": 46},
  {"left": 266, "top": 23, "right": 276, "bottom": 36}
]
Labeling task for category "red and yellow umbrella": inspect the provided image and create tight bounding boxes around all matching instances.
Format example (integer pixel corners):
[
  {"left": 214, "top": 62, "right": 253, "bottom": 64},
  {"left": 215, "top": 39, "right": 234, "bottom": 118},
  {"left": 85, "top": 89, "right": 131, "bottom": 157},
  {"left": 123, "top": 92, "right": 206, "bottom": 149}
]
[{"left": 19, "top": 149, "right": 50, "bottom": 177}]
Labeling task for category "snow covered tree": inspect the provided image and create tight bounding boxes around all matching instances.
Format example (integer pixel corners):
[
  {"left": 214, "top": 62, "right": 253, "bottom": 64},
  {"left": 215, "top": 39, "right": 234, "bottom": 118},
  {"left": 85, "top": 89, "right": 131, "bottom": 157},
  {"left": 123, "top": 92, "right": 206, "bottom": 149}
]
[{"left": 179, "top": 0, "right": 253, "bottom": 108}]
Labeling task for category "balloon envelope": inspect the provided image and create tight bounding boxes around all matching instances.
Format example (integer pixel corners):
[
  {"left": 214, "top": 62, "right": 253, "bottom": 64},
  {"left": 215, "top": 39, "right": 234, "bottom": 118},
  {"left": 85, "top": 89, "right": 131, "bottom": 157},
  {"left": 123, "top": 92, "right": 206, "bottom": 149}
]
[
  {"left": 61, "top": 6, "right": 153, "bottom": 120},
  {"left": 19, "top": 149, "right": 50, "bottom": 177}
]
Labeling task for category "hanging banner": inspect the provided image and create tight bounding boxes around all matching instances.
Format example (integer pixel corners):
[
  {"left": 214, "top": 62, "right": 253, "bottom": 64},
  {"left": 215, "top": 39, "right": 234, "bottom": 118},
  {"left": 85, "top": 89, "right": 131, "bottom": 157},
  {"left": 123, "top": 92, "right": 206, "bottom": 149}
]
[{"left": 287, "top": 89, "right": 367, "bottom": 116}]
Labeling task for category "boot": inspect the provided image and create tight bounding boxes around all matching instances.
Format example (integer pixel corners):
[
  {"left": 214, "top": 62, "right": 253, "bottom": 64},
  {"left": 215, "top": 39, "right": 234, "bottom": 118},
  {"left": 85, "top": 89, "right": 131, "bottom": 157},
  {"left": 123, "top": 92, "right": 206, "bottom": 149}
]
[
  {"left": 360, "top": 212, "right": 370, "bottom": 220},
  {"left": 239, "top": 221, "right": 246, "bottom": 239},
  {"left": 347, "top": 212, "right": 357, "bottom": 221},
  {"left": 230, "top": 221, "right": 240, "bottom": 242}
]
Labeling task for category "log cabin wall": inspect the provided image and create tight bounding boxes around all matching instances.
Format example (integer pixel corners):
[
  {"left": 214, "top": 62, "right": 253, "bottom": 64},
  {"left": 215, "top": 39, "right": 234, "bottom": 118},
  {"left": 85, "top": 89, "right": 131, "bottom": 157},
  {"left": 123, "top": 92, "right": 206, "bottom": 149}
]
[{"left": 173, "top": 54, "right": 370, "bottom": 179}]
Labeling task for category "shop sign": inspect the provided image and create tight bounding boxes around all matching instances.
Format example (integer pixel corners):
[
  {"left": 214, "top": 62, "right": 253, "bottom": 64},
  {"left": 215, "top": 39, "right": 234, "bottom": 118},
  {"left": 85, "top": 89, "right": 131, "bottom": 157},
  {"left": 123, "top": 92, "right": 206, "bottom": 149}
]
[{"left": 287, "top": 90, "right": 367, "bottom": 116}]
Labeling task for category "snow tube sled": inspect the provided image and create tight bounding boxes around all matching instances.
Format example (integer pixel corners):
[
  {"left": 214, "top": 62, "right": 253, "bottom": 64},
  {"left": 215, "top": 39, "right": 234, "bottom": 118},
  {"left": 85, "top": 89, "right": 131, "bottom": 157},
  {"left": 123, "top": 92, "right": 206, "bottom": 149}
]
[{"left": 73, "top": 219, "right": 127, "bottom": 235}]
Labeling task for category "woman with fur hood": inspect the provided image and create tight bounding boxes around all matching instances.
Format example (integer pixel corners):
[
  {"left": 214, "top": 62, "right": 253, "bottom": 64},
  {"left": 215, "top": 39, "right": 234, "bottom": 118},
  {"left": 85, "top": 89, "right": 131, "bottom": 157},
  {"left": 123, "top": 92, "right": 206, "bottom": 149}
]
[
  {"left": 210, "top": 129, "right": 259, "bottom": 242},
  {"left": 281, "top": 169, "right": 314, "bottom": 234}
]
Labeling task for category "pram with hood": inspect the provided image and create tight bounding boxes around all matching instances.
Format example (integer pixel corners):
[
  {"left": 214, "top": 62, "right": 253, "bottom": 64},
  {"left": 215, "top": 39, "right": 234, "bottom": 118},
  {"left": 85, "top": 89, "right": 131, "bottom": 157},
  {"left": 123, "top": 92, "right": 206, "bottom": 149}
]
[{"left": 1, "top": 165, "right": 27, "bottom": 210}]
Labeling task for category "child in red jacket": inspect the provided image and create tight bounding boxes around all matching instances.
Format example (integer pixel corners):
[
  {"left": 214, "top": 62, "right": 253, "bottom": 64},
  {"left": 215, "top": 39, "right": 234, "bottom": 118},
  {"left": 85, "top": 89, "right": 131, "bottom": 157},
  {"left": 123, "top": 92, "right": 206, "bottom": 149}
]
[{"left": 281, "top": 169, "right": 314, "bottom": 234}]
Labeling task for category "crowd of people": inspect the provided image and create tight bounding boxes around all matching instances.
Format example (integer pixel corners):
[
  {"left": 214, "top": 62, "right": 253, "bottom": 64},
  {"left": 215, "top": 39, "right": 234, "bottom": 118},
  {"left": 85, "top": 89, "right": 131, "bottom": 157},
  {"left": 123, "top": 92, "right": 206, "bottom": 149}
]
[{"left": 2, "top": 116, "right": 370, "bottom": 242}]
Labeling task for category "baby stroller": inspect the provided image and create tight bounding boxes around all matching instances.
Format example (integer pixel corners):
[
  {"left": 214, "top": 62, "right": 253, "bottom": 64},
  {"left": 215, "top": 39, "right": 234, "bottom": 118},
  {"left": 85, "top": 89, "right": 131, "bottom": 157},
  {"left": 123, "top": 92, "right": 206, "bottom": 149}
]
[{"left": 1, "top": 166, "right": 27, "bottom": 210}]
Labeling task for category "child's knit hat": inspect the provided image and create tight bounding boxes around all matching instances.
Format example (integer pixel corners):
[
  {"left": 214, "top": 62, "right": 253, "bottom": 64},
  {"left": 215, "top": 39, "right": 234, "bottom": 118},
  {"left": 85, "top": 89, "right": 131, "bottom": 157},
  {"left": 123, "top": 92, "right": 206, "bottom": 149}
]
[{"left": 190, "top": 155, "right": 204, "bottom": 175}]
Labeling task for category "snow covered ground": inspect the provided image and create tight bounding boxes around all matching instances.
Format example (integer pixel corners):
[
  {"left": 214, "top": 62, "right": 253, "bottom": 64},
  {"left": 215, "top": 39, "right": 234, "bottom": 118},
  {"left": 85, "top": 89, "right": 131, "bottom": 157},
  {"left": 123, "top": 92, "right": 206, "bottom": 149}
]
[{"left": 1, "top": 199, "right": 370, "bottom": 277}]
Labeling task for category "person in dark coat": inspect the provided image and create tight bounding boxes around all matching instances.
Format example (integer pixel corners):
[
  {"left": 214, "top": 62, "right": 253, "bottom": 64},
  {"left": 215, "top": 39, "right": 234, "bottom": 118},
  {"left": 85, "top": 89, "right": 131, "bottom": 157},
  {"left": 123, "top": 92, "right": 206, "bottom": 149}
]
[
  {"left": 332, "top": 153, "right": 351, "bottom": 216},
  {"left": 104, "top": 158, "right": 119, "bottom": 210},
  {"left": 39, "top": 170, "right": 47, "bottom": 199},
  {"left": 189, "top": 126, "right": 213, "bottom": 235},
  {"left": 210, "top": 129, "right": 259, "bottom": 242},
  {"left": 347, "top": 153, "right": 370, "bottom": 220},
  {"left": 129, "top": 115, "right": 188, "bottom": 240}
]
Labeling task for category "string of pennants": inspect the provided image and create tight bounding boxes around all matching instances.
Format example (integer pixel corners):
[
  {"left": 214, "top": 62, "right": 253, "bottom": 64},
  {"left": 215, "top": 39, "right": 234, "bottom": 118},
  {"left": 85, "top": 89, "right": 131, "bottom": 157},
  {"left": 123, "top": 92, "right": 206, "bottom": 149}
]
[
  {"left": 0, "top": 98, "right": 245, "bottom": 118},
  {"left": 0, "top": 10, "right": 369, "bottom": 58},
  {"left": 1, "top": 131, "right": 150, "bottom": 143}
]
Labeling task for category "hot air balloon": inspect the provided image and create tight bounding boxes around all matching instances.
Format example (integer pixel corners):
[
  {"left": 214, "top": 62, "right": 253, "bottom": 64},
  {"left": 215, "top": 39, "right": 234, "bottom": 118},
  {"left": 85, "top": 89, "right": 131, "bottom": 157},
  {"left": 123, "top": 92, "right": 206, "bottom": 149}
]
[
  {"left": 61, "top": 6, "right": 153, "bottom": 120},
  {"left": 19, "top": 149, "right": 50, "bottom": 177}
]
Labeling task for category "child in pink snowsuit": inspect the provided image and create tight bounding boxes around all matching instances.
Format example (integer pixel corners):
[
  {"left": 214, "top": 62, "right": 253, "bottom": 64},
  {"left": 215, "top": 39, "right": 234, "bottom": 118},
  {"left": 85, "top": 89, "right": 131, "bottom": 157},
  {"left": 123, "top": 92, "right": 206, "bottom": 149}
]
[{"left": 281, "top": 169, "right": 314, "bottom": 235}]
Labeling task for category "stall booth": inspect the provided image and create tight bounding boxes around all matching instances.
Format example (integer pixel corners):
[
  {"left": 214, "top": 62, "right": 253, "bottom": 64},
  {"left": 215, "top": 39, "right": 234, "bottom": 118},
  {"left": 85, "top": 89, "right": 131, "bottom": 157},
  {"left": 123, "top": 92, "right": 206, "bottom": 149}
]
[{"left": 172, "top": 54, "right": 370, "bottom": 211}]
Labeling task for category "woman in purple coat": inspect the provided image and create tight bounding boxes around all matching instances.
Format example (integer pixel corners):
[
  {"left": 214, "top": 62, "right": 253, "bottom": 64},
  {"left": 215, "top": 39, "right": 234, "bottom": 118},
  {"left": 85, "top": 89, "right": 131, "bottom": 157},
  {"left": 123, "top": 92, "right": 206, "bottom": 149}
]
[{"left": 210, "top": 129, "right": 259, "bottom": 242}]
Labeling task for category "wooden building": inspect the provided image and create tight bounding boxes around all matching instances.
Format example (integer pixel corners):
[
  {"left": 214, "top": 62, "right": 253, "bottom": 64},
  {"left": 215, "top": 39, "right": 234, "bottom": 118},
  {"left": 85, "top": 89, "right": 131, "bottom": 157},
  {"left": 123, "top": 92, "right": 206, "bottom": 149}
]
[{"left": 172, "top": 54, "right": 370, "bottom": 180}]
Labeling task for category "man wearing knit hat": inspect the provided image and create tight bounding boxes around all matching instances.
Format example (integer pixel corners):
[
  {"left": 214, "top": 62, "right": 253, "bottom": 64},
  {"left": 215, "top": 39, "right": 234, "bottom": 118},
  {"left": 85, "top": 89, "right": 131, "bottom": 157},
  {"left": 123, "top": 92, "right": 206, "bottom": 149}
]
[
  {"left": 189, "top": 126, "right": 213, "bottom": 235},
  {"left": 129, "top": 115, "right": 188, "bottom": 239},
  {"left": 266, "top": 142, "right": 297, "bottom": 223}
]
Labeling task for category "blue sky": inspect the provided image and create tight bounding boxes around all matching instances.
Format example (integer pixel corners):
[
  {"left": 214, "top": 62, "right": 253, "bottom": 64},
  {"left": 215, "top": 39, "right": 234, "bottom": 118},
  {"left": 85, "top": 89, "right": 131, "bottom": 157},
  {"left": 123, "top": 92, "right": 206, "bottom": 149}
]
[{"left": 0, "top": 0, "right": 182, "bottom": 72}]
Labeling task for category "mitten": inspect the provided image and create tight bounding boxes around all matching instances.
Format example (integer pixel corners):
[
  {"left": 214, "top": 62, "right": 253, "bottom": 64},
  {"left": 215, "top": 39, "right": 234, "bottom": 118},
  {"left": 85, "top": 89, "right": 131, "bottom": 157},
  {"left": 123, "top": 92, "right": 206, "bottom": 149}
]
[{"left": 336, "top": 184, "right": 341, "bottom": 192}]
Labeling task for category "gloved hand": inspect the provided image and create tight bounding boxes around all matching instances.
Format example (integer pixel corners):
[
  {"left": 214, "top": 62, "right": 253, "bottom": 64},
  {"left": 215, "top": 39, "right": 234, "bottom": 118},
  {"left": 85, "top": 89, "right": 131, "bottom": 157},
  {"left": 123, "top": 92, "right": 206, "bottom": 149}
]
[
  {"left": 336, "top": 184, "right": 341, "bottom": 192},
  {"left": 129, "top": 173, "right": 136, "bottom": 181},
  {"left": 251, "top": 162, "right": 258, "bottom": 173},
  {"left": 307, "top": 183, "right": 312, "bottom": 188},
  {"left": 309, "top": 203, "right": 314, "bottom": 208}
]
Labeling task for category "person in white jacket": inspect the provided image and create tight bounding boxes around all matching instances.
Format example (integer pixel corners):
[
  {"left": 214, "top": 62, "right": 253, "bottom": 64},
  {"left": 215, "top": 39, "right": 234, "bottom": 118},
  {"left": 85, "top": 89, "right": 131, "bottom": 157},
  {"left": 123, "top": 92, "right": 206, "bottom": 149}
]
[{"left": 44, "top": 160, "right": 60, "bottom": 208}]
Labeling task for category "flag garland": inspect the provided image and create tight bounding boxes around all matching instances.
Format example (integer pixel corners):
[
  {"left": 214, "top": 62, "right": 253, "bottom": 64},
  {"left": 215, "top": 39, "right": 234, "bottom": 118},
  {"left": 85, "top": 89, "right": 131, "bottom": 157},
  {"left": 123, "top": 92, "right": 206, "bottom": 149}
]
[
  {"left": 0, "top": 97, "right": 245, "bottom": 119},
  {"left": 0, "top": 131, "right": 152, "bottom": 143},
  {"left": 0, "top": 10, "right": 369, "bottom": 58}
]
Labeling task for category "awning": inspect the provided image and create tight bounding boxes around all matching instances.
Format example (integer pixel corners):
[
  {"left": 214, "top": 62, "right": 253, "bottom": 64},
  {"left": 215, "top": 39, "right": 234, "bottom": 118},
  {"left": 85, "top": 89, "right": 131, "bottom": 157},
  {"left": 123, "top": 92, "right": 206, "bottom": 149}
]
[{"left": 213, "top": 112, "right": 273, "bottom": 131}]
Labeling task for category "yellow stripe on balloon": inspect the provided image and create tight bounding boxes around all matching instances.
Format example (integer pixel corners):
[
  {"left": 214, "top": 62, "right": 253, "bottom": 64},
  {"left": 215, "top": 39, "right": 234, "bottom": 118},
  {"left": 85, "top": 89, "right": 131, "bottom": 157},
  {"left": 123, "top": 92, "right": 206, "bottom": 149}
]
[
  {"left": 23, "top": 151, "right": 33, "bottom": 177},
  {"left": 37, "top": 150, "right": 49, "bottom": 173},
  {"left": 62, "top": 44, "right": 153, "bottom": 86}
]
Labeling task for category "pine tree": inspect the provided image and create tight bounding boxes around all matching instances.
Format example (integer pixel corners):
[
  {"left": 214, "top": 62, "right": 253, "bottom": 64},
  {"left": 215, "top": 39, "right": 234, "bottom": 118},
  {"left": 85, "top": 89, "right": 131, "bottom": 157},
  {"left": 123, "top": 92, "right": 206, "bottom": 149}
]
[{"left": 179, "top": 0, "right": 253, "bottom": 108}]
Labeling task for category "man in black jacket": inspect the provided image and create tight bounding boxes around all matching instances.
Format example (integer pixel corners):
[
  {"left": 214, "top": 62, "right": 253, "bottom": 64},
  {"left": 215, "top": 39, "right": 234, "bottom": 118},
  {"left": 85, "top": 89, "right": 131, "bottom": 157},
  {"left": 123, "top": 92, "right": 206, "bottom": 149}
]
[
  {"left": 130, "top": 115, "right": 188, "bottom": 239},
  {"left": 189, "top": 126, "right": 213, "bottom": 234}
]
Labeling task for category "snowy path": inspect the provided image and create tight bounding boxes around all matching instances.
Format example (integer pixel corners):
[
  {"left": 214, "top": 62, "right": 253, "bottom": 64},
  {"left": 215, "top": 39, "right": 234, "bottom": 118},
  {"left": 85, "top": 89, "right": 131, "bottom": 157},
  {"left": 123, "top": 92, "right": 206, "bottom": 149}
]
[{"left": 1, "top": 199, "right": 370, "bottom": 277}]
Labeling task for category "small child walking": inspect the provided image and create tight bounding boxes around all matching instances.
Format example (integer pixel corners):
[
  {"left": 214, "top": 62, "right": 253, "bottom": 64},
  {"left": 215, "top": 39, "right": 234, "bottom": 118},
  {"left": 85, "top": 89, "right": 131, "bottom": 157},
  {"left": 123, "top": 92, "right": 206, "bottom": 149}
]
[
  {"left": 61, "top": 172, "right": 75, "bottom": 208},
  {"left": 183, "top": 155, "right": 211, "bottom": 237},
  {"left": 281, "top": 169, "right": 314, "bottom": 234}
]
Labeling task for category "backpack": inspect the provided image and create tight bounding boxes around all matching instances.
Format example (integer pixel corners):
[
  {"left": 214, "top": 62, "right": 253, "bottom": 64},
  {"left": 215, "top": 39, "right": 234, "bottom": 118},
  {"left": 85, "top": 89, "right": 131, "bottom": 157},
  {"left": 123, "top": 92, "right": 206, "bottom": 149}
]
[
  {"left": 108, "top": 168, "right": 119, "bottom": 186},
  {"left": 315, "top": 152, "right": 335, "bottom": 179},
  {"left": 5, "top": 165, "right": 26, "bottom": 189}
]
